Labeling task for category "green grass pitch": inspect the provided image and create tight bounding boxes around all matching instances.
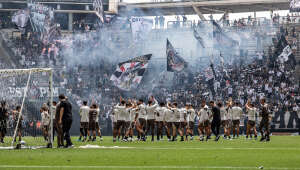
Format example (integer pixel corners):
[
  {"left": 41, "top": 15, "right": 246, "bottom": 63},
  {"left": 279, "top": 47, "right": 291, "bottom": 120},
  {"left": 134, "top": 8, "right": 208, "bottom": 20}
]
[{"left": 0, "top": 136, "right": 300, "bottom": 170}]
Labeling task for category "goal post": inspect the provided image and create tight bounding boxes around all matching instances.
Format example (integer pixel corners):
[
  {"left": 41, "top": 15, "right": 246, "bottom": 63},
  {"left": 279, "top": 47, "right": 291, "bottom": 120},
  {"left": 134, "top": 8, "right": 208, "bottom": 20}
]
[{"left": 0, "top": 68, "right": 53, "bottom": 149}]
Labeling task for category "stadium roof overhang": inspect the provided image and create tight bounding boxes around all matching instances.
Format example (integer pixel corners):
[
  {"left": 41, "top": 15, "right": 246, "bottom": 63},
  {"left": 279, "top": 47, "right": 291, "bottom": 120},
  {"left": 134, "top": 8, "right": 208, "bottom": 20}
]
[{"left": 118, "top": 0, "right": 289, "bottom": 16}]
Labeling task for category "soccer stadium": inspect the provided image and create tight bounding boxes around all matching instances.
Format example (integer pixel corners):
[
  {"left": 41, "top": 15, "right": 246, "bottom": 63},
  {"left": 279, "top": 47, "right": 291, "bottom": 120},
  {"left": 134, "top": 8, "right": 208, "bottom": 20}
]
[{"left": 0, "top": 0, "right": 299, "bottom": 169}]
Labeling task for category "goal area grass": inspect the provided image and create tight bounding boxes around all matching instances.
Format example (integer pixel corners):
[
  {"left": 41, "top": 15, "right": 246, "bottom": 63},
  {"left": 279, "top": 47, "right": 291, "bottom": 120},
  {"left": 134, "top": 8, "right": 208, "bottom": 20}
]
[{"left": 0, "top": 136, "right": 300, "bottom": 170}]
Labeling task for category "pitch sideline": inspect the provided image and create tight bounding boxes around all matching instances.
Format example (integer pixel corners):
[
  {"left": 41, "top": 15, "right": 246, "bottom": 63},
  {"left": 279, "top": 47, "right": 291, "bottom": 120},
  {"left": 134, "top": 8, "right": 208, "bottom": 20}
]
[{"left": 0, "top": 165, "right": 299, "bottom": 169}]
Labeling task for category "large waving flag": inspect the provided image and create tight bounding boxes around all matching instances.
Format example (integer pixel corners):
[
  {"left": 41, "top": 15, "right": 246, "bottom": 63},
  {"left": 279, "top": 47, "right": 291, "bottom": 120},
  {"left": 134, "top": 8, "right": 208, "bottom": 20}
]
[
  {"left": 275, "top": 35, "right": 296, "bottom": 66},
  {"left": 110, "top": 54, "right": 152, "bottom": 91},
  {"left": 212, "top": 20, "right": 238, "bottom": 49},
  {"left": 12, "top": 9, "right": 29, "bottom": 34},
  {"left": 193, "top": 28, "right": 205, "bottom": 48},
  {"left": 290, "top": 0, "right": 300, "bottom": 12},
  {"left": 93, "top": 0, "right": 105, "bottom": 23},
  {"left": 166, "top": 39, "right": 187, "bottom": 72}
]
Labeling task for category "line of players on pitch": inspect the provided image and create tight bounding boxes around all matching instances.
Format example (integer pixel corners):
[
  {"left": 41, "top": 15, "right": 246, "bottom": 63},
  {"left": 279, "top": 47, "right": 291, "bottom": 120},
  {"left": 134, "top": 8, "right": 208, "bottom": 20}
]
[{"left": 77, "top": 96, "right": 271, "bottom": 142}]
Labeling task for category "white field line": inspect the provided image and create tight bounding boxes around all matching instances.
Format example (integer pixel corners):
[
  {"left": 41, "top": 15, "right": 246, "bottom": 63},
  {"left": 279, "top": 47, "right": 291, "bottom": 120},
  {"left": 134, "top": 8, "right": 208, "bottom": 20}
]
[
  {"left": 74, "top": 146, "right": 300, "bottom": 151},
  {"left": 0, "top": 165, "right": 300, "bottom": 169}
]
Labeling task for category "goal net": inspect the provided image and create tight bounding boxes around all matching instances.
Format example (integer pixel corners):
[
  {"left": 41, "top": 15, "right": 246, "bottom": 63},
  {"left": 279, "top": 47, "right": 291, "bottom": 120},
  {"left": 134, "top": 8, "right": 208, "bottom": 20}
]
[{"left": 0, "top": 68, "right": 53, "bottom": 149}]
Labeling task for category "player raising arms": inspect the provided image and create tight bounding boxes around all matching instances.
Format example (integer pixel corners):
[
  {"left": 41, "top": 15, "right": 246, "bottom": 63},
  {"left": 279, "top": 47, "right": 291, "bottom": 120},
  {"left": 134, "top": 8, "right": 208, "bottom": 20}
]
[
  {"left": 231, "top": 101, "right": 243, "bottom": 139},
  {"left": 145, "top": 96, "right": 158, "bottom": 141},
  {"left": 168, "top": 102, "right": 184, "bottom": 142},
  {"left": 185, "top": 103, "right": 196, "bottom": 141},
  {"left": 245, "top": 101, "right": 258, "bottom": 140},
  {"left": 155, "top": 102, "right": 166, "bottom": 141},
  {"left": 259, "top": 98, "right": 271, "bottom": 142},
  {"left": 78, "top": 101, "right": 89, "bottom": 142},
  {"left": 198, "top": 100, "right": 211, "bottom": 141},
  {"left": 12, "top": 106, "right": 22, "bottom": 143},
  {"left": 88, "top": 104, "right": 98, "bottom": 142},
  {"left": 41, "top": 105, "right": 50, "bottom": 142},
  {"left": 114, "top": 99, "right": 126, "bottom": 142},
  {"left": 163, "top": 102, "right": 174, "bottom": 141},
  {"left": 137, "top": 99, "right": 147, "bottom": 141}
]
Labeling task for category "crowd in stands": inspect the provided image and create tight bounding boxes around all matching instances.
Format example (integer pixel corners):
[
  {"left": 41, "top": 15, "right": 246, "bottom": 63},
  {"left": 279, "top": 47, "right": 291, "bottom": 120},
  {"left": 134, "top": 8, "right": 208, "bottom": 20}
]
[{"left": 0, "top": 11, "right": 299, "bottom": 134}]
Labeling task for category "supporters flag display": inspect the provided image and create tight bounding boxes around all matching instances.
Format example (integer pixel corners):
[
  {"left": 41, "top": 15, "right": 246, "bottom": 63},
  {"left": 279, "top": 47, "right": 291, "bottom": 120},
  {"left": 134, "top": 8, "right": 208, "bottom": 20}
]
[
  {"left": 110, "top": 54, "right": 152, "bottom": 91},
  {"left": 276, "top": 35, "right": 293, "bottom": 63},
  {"left": 166, "top": 39, "right": 187, "bottom": 72},
  {"left": 11, "top": 10, "right": 29, "bottom": 34},
  {"left": 290, "top": 0, "right": 300, "bottom": 12},
  {"left": 93, "top": 0, "right": 105, "bottom": 23},
  {"left": 193, "top": 28, "right": 205, "bottom": 48},
  {"left": 212, "top": 20, "right": 238, "bottom": 49}
]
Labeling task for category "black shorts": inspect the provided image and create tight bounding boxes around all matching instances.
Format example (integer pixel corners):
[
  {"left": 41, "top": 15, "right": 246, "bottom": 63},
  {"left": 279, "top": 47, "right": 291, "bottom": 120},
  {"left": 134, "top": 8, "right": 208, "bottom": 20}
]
[
  {"left": 166, "top": 122, "right": 173, "bottom": 128},
  {"left": 181, "top": 122, "right": 187, "bottom": 128},
  {"left": 42, "top": 125, "right": 49, "bottom": 132},
  {"left": 0, "top": 120, "right": 7, "bottom": 132},
  {"left": 221, "top": 120, "right": 229, "bottom": 128},
  {"left": 96, "top": 122, "right": 100, "bottom": 130},
  {"left": 156, "top": 121, "right": 163, "bottom": 127},
  {"left": 13, "top": 121, "right": 22, "bottom": 131},
  {"left": 112, "top": 122, "right": 117, "bottom": 129},
  {"left": 248, "top": 120, "right": 256, "bottom": 127},
  {"left": 233, "top": 120, "right": 240, "bottom": 126},
  {"left": 199, "top": 120, "right": 210, "bottom": 128},
  {"left": 173, "top": 122, "right": 181, "bottom": 129},
  {"left": 80, "top": 122, "right": 89, "bottom": 129},
  {"left": 124, "top": 121, "right": 130, "bottom": 130},
  {"left": 89, "top": 121, "right": 96, "bottom": 130},
  {"left": 116, "top": 120, "right": 125, "bottom": 130},
  {"left": 138, "top": 118, "right": 146, "bottom": 127},
  {"left": 187, "top": 121, "right": 194, "bottom": 129}
]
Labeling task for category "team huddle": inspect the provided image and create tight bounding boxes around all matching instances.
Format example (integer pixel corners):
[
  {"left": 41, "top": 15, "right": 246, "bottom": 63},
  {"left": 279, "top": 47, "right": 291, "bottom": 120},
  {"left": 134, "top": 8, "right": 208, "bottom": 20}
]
[
  {"left": 100, "top": 96, "right": 272, "bottom": 142},
  {"left": 0, "top": 95, "right": 272, "bottom": 146}
]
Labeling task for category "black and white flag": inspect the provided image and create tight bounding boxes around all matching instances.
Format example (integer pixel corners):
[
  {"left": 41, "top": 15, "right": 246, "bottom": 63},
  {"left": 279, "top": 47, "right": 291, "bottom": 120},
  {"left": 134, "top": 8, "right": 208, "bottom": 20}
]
[
  {"left": 290, "top": 0, "right": 300, "bottom": 12},
  {"left": 110, "top": 54, "right": 152, "bottom": 91},
  {"left": 212, "top": 20, "right": 238, "bottom": 49},
  {"left": 276, "top": 35, "right": 293, "bottom": 63},
  {"left": 93, "top": 0, "right": 105, "bottom": 23},
  {"left": 167, "top": 39, "right": 187, "bottom": 72},
  {"left": 12, "top": 9, "right": 29, "bottom": 34},
  {"left": 193, "top": 28, "right": 205, "bottom": 48}
]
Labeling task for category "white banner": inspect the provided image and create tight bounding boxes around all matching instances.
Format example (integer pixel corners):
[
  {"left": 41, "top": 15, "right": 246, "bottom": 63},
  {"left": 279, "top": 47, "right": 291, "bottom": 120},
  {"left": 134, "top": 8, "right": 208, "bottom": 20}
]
[
  {"left": 290, "top": 0, "right": 300, "bottom": 12},
  {"left": 131, "top": 17, "right": 153, "bottom": 42}
]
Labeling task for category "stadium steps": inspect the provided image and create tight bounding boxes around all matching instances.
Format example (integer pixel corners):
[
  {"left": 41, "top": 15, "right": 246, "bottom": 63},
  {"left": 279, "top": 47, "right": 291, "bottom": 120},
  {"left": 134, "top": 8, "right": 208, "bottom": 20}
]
[{"left": 0, "top": 31, "right": 17, "bottom": 69}]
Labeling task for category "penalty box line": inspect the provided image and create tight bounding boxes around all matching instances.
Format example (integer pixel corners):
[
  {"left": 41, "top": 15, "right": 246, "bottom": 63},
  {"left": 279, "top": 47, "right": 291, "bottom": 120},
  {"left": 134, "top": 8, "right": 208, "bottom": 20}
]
[{"left": 0, "top": 166, "right": 300, "bottom": 169}]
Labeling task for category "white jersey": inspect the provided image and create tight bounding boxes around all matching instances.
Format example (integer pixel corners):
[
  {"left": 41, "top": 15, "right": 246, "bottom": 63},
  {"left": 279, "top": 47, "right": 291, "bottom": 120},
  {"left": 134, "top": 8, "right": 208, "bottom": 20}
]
[
  {"left": 179, "top": 108, "right": 186, "bottom": 122},
  {"left": 198, "top": 106, "right": 210, "bottom": 123},
  {"left": 51, "top": 105, "right": 56, "bottom": 120},
  {"left": 171, "top": 108, "right": 181, "bottom": 122},
  {"left": 79, "top": 105, "right": 90, "bottom": 122},
  {"left": 247, "top": 107, "right": 257, "bottom": 121},
  {"left": 164, "top": 108, "right": 173, "bottom": 122},
  {"left": 130, "top": 108, "right": 138, "bottom": 121},
  {"left": 146, "top": 102, "right": 158, "bottom": 120},
  {"left": 95, "top": 108, "right": 100, "bottom": 122},
  {"left": 125, "top": 108, "right": 131, "bottom": 122},
  {"left": 155, "top": 106, "right": 165, "bottom": 122},
  {"left": 114, "top": 104, "right": 126, "bottom": 121},
  {"left": 231, "top": 106, "right": 243, "bottom": 120},
  {"left": 112, "top": 108, "right": 119, "bottom": 123},
  {"left": 41, "top": 111, "right": 50, "bottom": 126},
  {"left": 220, "top": 107, "right": 228, "bottom": 121},
  {"left": 187, "top": 108, "right": 196, "bottom": 122},
  {"left": 138, "top": 104, "right": 147, "bottom": 119},
  {"left": 226, "top": 107, "right": 232, "bottom": 120}
]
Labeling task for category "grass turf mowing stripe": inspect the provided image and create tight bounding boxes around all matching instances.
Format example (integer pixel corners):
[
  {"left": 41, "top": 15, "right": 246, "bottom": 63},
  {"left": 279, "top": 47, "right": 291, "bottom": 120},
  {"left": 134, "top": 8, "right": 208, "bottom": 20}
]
[{"left": 1, "top": 165, "right": 300, "bottom": 169}]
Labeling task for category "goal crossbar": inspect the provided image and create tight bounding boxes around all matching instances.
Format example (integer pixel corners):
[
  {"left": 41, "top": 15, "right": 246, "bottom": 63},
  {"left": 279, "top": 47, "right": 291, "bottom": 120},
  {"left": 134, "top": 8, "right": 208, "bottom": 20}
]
[{"left": 0, "top": 68, "right": 54, "bottom": 149}]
